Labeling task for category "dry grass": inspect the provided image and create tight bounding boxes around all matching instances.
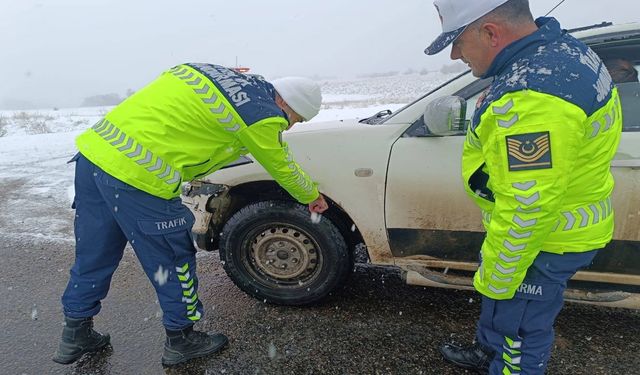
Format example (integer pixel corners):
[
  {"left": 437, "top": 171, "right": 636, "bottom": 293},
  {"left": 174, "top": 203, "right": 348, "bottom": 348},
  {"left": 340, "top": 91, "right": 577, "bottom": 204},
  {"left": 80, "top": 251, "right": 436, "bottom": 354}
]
[
  {"left": 0, "top": 115, "right": 7, "bottom": 137},
  {"left": 8, "top": 111, "right": 55, "bottom": 135}
]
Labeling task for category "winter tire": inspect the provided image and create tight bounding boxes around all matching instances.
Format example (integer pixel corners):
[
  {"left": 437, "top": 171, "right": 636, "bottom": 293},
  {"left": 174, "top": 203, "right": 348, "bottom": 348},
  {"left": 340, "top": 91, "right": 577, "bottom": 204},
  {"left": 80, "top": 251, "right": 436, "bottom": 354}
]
[{"left": 219, "top": 200, "right": 351, "bottom": 305}]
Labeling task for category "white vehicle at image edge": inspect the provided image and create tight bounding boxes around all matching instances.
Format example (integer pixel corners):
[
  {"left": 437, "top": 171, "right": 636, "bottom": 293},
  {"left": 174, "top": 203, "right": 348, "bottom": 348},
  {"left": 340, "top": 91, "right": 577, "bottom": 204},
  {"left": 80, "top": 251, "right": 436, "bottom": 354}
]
[{"left": 182, "top": 22, "right": 640, "bottom": 308}]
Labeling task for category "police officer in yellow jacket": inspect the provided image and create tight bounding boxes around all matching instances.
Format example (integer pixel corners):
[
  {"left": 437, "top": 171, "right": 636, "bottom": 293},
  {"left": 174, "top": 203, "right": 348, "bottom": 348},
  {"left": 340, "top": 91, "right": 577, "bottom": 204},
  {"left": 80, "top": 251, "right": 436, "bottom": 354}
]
[
  {"left": 424, "top": 1, "right": 622, "bottom": 374},
  {"left": 53, "top": 63, "right": 328, "bottom": 366}
]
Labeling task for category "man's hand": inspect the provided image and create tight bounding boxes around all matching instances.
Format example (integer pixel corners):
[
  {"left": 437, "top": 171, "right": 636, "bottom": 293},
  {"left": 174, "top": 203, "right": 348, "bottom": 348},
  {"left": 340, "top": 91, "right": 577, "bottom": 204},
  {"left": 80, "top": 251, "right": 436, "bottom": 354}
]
[{"left": 308, "top": 194, "right": 329, "bottom": 213}]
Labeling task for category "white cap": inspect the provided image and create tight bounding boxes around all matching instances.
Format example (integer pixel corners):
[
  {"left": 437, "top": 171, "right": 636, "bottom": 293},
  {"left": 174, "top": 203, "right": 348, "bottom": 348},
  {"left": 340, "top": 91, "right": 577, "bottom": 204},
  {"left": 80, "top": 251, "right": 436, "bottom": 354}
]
[
  {"left": 271, "top": 77, "right": 322, "bottom": 121},
  {"left": 425, "top": 0, "right": 509, "bottom": 55}
]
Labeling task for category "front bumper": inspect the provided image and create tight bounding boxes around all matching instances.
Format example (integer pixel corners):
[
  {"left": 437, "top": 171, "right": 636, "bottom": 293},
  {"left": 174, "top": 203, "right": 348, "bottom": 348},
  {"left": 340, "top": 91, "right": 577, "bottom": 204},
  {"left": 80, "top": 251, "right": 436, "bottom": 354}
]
[{"left": 181, "top": 181, "right": 231, "bottom": 250}]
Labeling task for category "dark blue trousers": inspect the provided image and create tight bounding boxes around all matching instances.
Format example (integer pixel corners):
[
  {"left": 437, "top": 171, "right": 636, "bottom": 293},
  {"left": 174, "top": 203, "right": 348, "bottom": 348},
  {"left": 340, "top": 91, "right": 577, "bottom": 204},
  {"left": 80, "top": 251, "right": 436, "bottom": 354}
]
[
  {"left": 477, "top": 250, "right": 598, "bottom": 374},
  {"left": 61, "top": 154, "right": 203, "bottom": 330}
]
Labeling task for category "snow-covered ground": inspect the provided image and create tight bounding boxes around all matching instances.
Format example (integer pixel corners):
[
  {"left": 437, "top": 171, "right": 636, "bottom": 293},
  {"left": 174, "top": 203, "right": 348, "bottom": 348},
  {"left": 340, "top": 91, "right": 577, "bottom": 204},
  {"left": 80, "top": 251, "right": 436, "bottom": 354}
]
[{"left": 0, "top": 72, "right": 453, "bottom": 241}]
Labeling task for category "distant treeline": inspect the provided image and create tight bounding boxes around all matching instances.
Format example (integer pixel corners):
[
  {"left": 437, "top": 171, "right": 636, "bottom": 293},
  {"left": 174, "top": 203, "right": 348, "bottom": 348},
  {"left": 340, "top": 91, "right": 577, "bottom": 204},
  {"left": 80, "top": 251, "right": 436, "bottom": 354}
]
[
  {"left": 80, "top": 89, "right": 135, "bottom": 107},
  {"left": 357, "top": 62, "right": 467, "bottom": 79}
]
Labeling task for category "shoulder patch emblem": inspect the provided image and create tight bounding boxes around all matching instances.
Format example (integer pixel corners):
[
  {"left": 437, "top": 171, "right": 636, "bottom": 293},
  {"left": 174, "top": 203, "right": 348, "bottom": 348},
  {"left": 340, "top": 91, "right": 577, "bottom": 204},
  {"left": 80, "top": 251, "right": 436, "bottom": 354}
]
[{"left": 506, "top": 132, "right": 552, "bottom": 171}]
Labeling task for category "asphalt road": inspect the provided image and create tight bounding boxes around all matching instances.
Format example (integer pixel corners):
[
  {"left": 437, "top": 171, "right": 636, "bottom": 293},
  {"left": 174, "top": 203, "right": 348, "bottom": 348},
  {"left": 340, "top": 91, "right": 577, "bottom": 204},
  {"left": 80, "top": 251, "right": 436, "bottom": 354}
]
[{"left": 1, "top": 223, "right": 639, "bottom": 375}]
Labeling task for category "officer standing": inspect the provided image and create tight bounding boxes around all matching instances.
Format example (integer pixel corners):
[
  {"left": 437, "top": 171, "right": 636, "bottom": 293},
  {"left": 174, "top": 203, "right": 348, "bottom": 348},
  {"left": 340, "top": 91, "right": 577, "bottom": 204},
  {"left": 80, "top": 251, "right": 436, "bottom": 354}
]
[
  {"left": 424, "top": 1, "right": 622, "bottom": 374},
  {"left": 53, "top": 63, "right": 328, "bottom": 366}
]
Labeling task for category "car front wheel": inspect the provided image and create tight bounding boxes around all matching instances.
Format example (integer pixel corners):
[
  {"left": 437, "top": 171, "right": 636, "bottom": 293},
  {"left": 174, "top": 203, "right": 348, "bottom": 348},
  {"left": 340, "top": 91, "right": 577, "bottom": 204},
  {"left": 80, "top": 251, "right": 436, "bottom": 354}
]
[{"left": 219, "top": 200, "right": 351, "bottom": 305}]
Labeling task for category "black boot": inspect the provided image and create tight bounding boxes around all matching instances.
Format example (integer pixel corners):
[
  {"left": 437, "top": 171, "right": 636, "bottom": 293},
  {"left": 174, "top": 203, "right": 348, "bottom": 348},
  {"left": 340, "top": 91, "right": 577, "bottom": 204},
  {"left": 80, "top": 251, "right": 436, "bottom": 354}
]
[
  {"left": 52, "top": 317, "right": 111, "bottom": 365},
  {"left": 440, "top": 341, "right": 493, "bottom": 374},
  {"left": 161, "top": 325, "right": 228, "bottom": 366}
]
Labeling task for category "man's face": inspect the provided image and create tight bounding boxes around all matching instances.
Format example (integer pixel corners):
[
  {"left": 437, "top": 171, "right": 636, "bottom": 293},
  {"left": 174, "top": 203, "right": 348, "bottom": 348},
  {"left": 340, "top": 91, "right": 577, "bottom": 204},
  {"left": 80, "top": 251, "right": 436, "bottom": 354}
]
[
  {"left": 450, "top": 25, "right": 493, "bottom": 77},
  {"left": 275, "top": 95, "right": 305, "bottom": 130},
  {"left": 284, "top": 109, "right": 304, "bottom": 130}
]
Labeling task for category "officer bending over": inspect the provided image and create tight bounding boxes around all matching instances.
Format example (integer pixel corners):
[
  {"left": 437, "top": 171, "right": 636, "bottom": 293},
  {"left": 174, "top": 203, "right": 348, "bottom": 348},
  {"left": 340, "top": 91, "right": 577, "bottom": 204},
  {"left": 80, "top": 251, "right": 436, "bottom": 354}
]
[{"left": 53, "top": 63, "right": 328, "bottom": 366}]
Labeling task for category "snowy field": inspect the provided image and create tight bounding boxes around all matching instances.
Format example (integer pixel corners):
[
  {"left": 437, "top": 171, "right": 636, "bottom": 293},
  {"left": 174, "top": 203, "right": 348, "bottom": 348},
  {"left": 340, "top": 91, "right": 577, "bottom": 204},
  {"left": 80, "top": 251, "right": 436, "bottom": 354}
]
[{"left": 0, "top": 72, "right": 453, "bottom": 243}]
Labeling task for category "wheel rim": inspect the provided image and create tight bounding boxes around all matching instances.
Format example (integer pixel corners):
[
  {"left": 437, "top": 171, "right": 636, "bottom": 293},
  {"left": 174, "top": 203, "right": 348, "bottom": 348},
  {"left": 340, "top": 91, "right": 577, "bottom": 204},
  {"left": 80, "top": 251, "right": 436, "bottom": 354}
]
[{"left": 245, "top": 224, "right": 322, "bottom": 287}]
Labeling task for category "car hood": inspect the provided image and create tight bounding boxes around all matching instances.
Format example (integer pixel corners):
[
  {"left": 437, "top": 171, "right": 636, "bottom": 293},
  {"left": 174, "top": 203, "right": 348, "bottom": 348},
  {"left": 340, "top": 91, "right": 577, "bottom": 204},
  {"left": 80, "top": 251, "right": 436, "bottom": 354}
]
[
  {"left": 286, "top": 118, "right": 364, "bottom": 134},
  {"left": 203, "top": 116, "right": 406, "bottom": 187}
]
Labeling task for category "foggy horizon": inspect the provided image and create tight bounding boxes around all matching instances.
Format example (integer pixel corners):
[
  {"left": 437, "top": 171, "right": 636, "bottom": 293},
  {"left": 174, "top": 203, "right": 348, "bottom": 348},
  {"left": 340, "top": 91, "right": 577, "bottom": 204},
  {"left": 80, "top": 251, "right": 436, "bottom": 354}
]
[{"left": 2, "top": 0, "right": 639, "bottom": 110}]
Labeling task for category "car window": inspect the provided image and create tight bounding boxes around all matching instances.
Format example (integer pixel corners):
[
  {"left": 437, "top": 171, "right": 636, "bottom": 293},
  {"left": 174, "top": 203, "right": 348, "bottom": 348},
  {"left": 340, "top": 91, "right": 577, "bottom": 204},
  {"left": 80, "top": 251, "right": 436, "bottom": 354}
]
[
  {"left": 616, "top": 64, "right": 640, "bottom": 132},
  {"left": 465, "top": 90, "right": 485, "bottom": 124},
  {"left": 451, "top": 77, "right": 493, "bottom": 134}
]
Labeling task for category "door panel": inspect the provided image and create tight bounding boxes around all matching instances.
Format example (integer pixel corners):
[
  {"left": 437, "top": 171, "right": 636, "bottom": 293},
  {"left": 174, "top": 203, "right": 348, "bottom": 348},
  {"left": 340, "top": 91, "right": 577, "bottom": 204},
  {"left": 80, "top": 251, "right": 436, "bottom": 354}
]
[
  {"left": 383, "top": 92, "right": 640, "bottom": 273},
  {"left": 611, "top": 81, "right": 640, "bottom": 241},
  {"left": 384, "top": 89, "right": 487, "bottom": 259},
  {"left": 385, "top": 135, "right": 483, "bottom": 259}
]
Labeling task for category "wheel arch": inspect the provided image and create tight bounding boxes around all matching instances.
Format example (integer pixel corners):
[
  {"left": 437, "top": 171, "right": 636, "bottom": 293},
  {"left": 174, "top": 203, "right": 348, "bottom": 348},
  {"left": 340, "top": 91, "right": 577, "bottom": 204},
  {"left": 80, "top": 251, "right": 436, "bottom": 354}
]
[{"left": 225, "top": 180, "right": 367, "bottom": 260}]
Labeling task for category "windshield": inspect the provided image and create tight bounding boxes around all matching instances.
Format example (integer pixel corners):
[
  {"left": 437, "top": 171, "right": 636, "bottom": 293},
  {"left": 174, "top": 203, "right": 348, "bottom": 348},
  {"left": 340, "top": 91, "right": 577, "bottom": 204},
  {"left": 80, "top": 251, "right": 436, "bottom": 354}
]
[{"left": 377, "top": 70, "right": 471, "bottom": 125}]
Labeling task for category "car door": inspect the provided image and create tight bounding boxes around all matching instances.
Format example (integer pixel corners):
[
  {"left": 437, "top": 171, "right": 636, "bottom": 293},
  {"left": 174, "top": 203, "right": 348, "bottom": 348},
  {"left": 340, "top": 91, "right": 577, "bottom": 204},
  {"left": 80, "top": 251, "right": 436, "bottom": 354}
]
[
  {"left": 384, "top": 43, "right": 640, "bottom": 293},
  {"left": 579, "top": 75, "right": 640, "bottom": 291},
  {"left": 384, "top": 78, "right": 491, "bottom": 263}
]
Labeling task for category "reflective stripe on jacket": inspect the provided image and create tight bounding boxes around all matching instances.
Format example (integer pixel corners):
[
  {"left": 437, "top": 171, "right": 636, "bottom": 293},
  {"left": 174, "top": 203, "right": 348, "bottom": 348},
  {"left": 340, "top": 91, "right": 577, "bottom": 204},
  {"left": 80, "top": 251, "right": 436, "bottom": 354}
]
[
  {"left": 461, "top": 18, "right": 622, "bottom": 299},
  {"left": 76, "top": 63, "right": 319, "bottom": 203}
]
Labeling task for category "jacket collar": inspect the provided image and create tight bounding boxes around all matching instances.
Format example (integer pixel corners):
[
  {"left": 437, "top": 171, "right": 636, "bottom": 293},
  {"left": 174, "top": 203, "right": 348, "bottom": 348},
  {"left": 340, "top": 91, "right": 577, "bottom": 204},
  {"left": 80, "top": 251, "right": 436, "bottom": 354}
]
[{"left": 482, "top": 17, "right": 563, "bottom": 79}]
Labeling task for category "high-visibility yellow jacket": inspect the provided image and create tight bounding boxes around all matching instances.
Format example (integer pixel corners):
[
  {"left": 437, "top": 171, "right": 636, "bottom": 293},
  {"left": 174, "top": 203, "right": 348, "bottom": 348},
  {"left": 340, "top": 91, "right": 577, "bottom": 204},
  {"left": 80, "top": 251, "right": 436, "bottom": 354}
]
[
  {"left": 76, "top": 63, "right": 319, "bottom": 203},
  {"left": 462, "top": 18, "right": 622, "bottom": 299}
]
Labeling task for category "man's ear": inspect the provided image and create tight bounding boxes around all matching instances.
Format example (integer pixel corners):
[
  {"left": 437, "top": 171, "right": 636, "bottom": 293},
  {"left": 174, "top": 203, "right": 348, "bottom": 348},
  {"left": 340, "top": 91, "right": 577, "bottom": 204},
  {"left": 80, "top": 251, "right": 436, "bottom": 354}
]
[
  {"left": 480, "top": 22, "right": 501, "bottom": 48},
  {"left": 275, "top": 93, "right": 285, "bottom": 108}
]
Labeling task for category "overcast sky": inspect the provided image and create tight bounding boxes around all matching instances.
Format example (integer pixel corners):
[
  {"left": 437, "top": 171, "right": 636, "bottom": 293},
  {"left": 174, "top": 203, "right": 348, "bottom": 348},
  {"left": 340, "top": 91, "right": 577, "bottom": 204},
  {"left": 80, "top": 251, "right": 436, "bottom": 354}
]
[{"left": 2, "top": 0, "right": 639, "bottom": 109}]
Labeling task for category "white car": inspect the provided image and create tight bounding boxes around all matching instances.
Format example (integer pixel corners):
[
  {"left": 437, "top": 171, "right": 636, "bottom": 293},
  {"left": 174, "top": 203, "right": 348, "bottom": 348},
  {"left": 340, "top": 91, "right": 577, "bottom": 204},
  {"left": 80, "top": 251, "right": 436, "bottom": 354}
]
[{"left": 182, "top": 22, "right": 640, "bottom": 308}]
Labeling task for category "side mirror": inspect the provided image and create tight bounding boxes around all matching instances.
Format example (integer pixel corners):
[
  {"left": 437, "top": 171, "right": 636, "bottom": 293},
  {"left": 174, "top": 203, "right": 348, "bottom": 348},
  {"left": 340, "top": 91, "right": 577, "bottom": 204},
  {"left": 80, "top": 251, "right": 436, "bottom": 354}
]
[{"left": 423, "top": 96, "right": 468, "bottom": 136}]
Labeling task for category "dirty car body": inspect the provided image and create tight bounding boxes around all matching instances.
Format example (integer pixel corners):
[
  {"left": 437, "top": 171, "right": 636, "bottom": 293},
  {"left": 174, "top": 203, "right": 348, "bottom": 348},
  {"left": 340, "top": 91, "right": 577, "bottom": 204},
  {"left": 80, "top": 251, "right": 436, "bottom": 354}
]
[{"left": 182, "top": 23, "right": 640, "bottom": 308}]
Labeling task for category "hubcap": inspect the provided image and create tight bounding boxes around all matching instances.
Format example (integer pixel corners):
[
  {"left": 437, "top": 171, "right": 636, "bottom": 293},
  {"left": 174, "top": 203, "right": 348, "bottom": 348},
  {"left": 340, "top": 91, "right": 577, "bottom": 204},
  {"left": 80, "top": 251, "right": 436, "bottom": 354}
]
[{"left": 251, "top": 226, "right": 319, "bottom": 281}]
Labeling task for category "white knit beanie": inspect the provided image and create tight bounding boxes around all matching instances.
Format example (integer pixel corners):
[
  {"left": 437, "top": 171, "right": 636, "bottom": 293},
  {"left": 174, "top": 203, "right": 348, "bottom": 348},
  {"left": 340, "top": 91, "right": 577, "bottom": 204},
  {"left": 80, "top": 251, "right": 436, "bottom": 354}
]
[{"left": 271, "top": 77, "right": 322, "bottom": 121}]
